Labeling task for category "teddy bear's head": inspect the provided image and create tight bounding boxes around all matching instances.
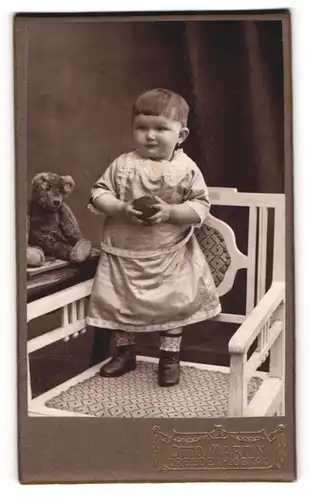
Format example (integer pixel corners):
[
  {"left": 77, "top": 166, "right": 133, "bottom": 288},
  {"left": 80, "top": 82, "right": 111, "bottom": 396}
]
[{"left": 31, "top": 172, "right": 75, "bottom": 211}]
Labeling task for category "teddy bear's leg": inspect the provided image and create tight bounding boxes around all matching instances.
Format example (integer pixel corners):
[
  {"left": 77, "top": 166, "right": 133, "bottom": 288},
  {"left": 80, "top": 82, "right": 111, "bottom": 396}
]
[
  {"left": 26, "top": 215, "right": 45, "bottom": 267},
  {"left": 30, "top": 229, "right": 74, "bottom": 261},
  {"left": 31, "top": 227, "right": 91, "bottom": 262},
  {"left": 27, "top": 247, "right": 45, "bottom": 267},
  {"left": 70, "top": 240, "right": 92, "bottom": 263},
  {"left": 50, "top": 241, "right": 76, "bottom": 261}
]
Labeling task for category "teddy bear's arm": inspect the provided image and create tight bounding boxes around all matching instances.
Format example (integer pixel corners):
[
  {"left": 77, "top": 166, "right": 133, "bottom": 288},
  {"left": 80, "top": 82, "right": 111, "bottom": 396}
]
[{"left": 58, "top": 202, "right": 83, "bottom": 245}]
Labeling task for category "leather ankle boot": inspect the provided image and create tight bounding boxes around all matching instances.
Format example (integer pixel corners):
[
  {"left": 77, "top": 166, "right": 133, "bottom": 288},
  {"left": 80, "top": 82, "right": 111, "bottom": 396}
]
[
  {"left": 99, "top": 345, "right": 136, "bottom": 377},
  {"left": 158, "top": 350, "right": 180, "bottom": 387}
]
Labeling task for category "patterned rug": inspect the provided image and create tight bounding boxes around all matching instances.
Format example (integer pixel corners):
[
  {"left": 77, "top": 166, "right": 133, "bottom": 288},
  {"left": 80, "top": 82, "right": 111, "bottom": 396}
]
[{"left": 45, "top": 361, "right": 262, "bottom": 418}]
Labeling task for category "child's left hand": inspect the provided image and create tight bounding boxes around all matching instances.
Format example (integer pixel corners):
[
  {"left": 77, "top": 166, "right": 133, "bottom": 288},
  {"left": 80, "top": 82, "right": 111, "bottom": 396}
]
[{"left": 148, "top": 196, "right": 171, "bottom": 225}]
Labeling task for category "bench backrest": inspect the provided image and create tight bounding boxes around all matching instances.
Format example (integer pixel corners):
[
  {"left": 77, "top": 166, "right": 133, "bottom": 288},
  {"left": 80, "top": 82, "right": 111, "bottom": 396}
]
[{"left": 196, "top": 188, "right": 285, "bottom": 317}]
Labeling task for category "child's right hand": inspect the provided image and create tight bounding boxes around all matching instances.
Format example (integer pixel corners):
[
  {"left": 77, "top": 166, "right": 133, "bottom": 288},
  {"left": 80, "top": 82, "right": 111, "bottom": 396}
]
[{"left": 121, "top": 201, "right": 144, "bottom": 225}]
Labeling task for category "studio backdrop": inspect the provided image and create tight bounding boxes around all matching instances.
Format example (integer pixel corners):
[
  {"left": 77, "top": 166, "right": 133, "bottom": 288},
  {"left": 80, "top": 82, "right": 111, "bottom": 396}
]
[{"left": 26, "top": 19, "right": 285, "bottom": 395}]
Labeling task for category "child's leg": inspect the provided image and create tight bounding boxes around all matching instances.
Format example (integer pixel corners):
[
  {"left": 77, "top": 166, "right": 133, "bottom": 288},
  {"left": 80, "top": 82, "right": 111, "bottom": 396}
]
[
  {"left": 99, "top": 331, "right": 136, "bottom": 377},
  {"left": 158, "top": 327, "right": 182, "bottom": 387},
  {"left": 115, "top": 331, "right": 136, "bottom": 347}
]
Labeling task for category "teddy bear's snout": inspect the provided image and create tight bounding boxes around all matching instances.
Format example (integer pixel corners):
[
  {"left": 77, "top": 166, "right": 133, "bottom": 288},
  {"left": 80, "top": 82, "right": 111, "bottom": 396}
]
[{"left": 52, "top": 199, "right": 62, "bottom": 208}]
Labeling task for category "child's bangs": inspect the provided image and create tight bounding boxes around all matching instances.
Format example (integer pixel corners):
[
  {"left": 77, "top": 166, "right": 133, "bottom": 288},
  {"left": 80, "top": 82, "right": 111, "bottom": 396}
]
[
  {"left": 134, "top": 100, "right": 174, "bottom": 120},
  {"left": 133, "top": 89, "right": 189, "bottom": 125}
]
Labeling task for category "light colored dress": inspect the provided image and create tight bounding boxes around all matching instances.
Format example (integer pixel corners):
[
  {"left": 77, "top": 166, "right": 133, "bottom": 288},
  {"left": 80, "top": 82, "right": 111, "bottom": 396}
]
[{"left": 86, "top": 149, "right": 221, "bottom": 332}]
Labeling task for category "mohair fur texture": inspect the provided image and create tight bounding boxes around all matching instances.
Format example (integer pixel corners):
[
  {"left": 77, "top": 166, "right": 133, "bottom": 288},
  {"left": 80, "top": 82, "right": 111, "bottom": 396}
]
[
  {"left": 26, "top": 213, "right": 45, "bottom": 267},
  {"left": 28, "top": 172, "right": 92, "bottom": 263}
]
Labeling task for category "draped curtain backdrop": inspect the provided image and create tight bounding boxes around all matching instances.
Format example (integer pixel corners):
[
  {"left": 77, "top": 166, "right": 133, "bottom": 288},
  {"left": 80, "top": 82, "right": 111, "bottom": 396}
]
[
  {"left": 183, "top": 21, "right": 284, "bottom": 193},
  {"left": 27, "top": 19, "right": 284, "bottom": 391},
  {"left": 27, "top": 19, "right": 284, "bottom": 241}
]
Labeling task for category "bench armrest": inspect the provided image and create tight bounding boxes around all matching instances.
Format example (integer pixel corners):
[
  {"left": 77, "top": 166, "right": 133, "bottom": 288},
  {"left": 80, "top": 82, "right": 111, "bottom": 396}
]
[{"left": 228, "top": 281, "right": 285, "bottom": 355}]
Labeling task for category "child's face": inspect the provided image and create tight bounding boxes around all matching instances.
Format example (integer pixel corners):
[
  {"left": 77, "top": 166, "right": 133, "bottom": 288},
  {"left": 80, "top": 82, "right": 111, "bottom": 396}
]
[{"left": 133, "top": 114, "right": 189, "bottom": 161}]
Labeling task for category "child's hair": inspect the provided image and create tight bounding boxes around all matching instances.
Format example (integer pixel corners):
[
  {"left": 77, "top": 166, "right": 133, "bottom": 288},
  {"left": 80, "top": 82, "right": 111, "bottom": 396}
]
[{"left": 133, "top": 88, "right": 189, "bottom": 126}]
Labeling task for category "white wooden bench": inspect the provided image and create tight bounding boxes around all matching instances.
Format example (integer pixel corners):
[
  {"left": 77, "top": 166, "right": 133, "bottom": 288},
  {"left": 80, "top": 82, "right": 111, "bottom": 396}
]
[{"left": 27, "top": 188, "right": 285, "bottom": 418}]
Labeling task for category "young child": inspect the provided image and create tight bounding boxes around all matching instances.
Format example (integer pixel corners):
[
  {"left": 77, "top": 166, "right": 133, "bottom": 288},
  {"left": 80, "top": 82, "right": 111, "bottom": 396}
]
[{"left": 87, "top": 88, "right": 221, "bottom": 387}]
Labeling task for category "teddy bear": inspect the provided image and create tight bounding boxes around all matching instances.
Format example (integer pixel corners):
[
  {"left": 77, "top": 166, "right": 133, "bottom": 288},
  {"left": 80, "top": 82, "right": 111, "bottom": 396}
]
[{"left": 28, "top": 172, "right": 92, "bottom": 263}]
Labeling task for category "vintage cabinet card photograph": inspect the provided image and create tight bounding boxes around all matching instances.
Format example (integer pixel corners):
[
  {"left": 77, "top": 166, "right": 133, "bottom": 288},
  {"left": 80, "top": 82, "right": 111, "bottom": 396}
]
[{"left": 14, "top": 10, "right": 295, "bottom": 483}]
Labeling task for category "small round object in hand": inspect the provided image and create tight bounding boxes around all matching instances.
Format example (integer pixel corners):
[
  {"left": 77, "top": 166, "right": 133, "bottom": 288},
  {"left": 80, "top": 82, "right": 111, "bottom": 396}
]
[{"left": 132, "top": 196, "right": 158, "bottom": 223}]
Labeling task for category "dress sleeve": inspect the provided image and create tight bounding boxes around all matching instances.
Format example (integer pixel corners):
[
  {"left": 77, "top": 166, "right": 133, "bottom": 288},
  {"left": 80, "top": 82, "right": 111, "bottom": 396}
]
[
  {"left": 183, "top": 164, "right": 211, "bottom": 227},
  {"left": 87, "top": 157, "right": 121, "bottom": 215}
]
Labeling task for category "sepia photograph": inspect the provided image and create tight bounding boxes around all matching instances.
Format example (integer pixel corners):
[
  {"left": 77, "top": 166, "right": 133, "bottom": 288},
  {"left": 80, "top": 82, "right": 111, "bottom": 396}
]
[
  {"left": 14, "top": 10, "right": 294, "bottom": 482},
  {"left": 21, "top": 14, "right": 288, "bottom": 419}
]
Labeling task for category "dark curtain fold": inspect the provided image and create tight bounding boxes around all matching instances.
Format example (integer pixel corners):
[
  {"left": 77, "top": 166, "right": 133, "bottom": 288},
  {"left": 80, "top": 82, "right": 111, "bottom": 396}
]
[{"left": 182, "top": 20, "right": 284, "bottom": 193}]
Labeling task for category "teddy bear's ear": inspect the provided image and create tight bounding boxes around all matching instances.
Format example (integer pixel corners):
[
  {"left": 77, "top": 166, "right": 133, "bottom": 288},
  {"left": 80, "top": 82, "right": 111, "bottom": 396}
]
[
  {"left": 62, "top": 175, "right": 75, "bottom": 194},
  {"left": 32, "top": 172, "right": 51, "bottom": 190}
]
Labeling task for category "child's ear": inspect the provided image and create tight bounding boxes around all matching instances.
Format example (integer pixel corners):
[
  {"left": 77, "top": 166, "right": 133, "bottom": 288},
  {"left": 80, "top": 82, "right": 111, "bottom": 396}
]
[
  {"left": 32, "top": 172, "right": 50, "bottom": 190},
  {"left": 177, "top": 127, "right": 189, "bottom": 145}
]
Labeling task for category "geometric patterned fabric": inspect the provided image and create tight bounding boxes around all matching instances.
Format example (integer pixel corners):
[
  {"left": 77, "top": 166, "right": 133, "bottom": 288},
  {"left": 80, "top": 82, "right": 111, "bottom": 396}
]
[
  {"left": 45, "top": 361, "right": 262, "bottom": 418},
  {"left": 115, "top": 331, "right": 136, "bottom": 346},
  {"left": 159, "top": 335, "right": 182, "bottom": 352},
  {"left": 195, "top": 224, "right": 231, "bottom": 287}
]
